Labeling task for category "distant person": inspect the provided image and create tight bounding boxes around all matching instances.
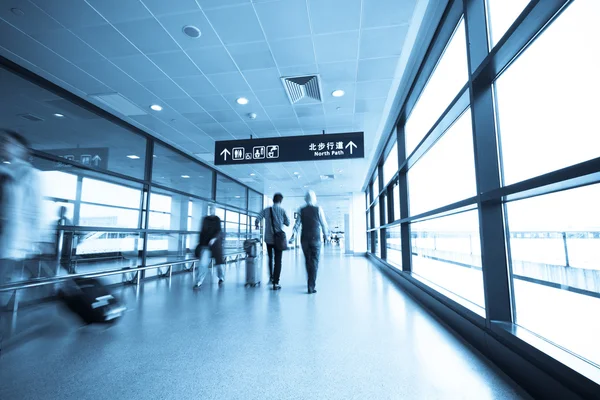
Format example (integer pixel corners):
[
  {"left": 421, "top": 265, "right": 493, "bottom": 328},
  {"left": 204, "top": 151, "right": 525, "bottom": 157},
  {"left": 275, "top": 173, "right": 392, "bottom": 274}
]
[
  {"left": 255, "top": 193, "right": 290, "bottom": 290},
  {"left": 0, "top": 129, "right": 42, "bottom": 283},
  {"left": 56, "top": 206, "right": 73, "bottom": 266},
  {"left": 289, "top": 190, "right": 329, "bottom": 294},
  {"left": 193, "top": 204, "right": 225, "bottom": 289}
]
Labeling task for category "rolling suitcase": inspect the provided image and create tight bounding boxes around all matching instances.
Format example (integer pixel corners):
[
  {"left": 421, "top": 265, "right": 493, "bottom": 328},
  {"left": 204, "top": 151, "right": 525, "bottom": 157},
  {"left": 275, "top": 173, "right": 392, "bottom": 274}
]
[
  {"left": 244, "top": 239, "right": 261, "bottom": 287},
  {"left": 59, "top": 278, "right": 126, "bottom": 324}
]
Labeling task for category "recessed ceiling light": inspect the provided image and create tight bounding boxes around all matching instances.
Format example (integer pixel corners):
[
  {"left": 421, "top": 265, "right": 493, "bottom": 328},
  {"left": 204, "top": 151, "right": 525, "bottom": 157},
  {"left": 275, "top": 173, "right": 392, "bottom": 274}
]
[
  {"left": 127, "top": 155, "right": 140, "bottom": 159},
  {"left": 3, "top": 161, "right": 11, "bottom": 164},
  {"left": 236, "top": 97, "right": 249, "bottom": 105},
  {"left": 338, "top": 169, "right": 343, "bottom": 173},
  {"left": 332, "top": 89, "right": 345, "bottom": 97},
  {"left": 182, "top": 25, "right": 201, "bottom": 38},
  {"left": 181, "top": 175, "right": 190, "bottom": 178},
  {"left": 150, "top": 104, "right": 163, "bottom": 111},
  {"left": 53, "top": 113, "right": 65, "bottom": 118},
  {"left": 250, "top": 173, "right": 255, "bottom": 176},
  {"left": 153, "top": 155, "right": 157, "bottom": 158},
  {"left": 293, "top": 172, "right": 299, "bottom": 175},
  {"left": 248, "top": 112, "right": 257, "bottom": 119},
  {"left": 235, "top": 195, "right": 241, "bottom": 198}
]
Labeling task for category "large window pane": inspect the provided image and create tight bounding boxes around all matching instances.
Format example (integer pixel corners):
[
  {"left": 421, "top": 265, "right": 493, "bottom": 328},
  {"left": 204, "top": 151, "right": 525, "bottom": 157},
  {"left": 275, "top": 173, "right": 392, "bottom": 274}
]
[
  {"left": 496, "top": 0, "right": 600, "bottom": 185},
  {"left": 405, "top": 19, "right": 468, "bottom": 157},
  {"left": 216, "top": 174, "right": 246, "bottom": 209},
  {"left": 82, "top": 178, "right": 140, "bottom": 209},
  {"left": 248, "top": 190, "right": 263, "bottom": 213},
  {"left": 408, "top": 110, "right": 476, "bottom": 216},
  {"left": 393, "top": 181, "right": 401, "bottom": 221},
  {"left": 486, "top": 0, "right": 531, "bottom": 46},
  {"left": 386, "top": 225, "right": 402, "bottom": 268},
  {"left": 149, "top": 188, "right": 207, "bottom": 231},
  {"left": 79, "top": 204, "right": 139, "bottom": 229},
  {"left": 411, "top": 209, "right": 484, "bottom": 310},
  {"left": 382, "top": 142, "right": 398, "bottom": 186},
  {"left": 373, "top": 201, "right": 380, "bottom": 228},
  {"left": 152, "top": 143, "right": 213, "bottom": 199},
  {"left": 373, "top": 175, "right": 380, "bottom": 198},
  {"left": 79, "top": 177, "right": 142, "bottom": 229},
  {"left": 39, "top": 170, "right": 77, "bottom": 200},
  {"left": 506, "top": 184, "right": 600, "bottom": 365},
  {"left": 0, "top": 67, "right": 148, "bottom": 179}
]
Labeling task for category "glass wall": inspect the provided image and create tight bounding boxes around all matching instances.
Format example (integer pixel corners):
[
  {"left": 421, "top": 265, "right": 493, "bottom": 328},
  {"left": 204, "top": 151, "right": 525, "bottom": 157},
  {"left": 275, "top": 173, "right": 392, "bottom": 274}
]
[
  {"left": 0, "top": 60, "right": 263, "bottom": 289},
  {"left": 365, "top": 0, "right": 600, "bottom": 382}
]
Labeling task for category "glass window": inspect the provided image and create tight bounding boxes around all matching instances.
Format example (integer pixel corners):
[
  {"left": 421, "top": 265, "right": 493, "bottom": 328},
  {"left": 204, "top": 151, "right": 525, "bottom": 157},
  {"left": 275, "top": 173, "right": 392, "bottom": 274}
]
[
  {"left": 386, "top": 225, "right": 402, "bottom": 268},
  {"left": 149, "top": 188, "right": 206, "bottom": 231},
  {"left": 393, "top": 181, "right": 401, "bottom": 222},
  {"left": 38, "top": 169, "right": 78, "bottom": 200},
  {"left": 373, "top": 201, "right": 380, "bottom": 228},
  {"left": 405, "top": 19, "right": 469, "bottom": 157},
  {"left": 152, "top": 143, "right": 213, "bottom": 199},
  {"left": 81, "top": 178, "right": 140, "bottom": 209},
  {"left": 366, "top": 210, "right": 371, "bottom": 230},
  {"left": 495, "top": 0, "right": 600, "bottom": 186},
  {"left": 374, "top": 229, "right": 381, "bottom": 258},
  {"left": 79, "top": 204, "right": 139, "bottom": 229},
  {"left": 408, "top": 110, "right": 476, "bottom": 216},
  {"left": 506, "top": 184, "right": 600, "bottom": 366},
  {"left": 150, "top": 193, "right": 172, "bottom": 213},
  {"left": 216, "top": 174, "right": 246, "bottom": 209},
  {"left": 226, "top": 210, "right": 239, "bottom": 223},
  {"left": 373, "top": 174, "right": 380, "bottom": 198},
  {"left": 248, "top": 190, "right": 263, "bottom": 213},
  {"left": 215, "top": 207, "right": 225, "bottom": 220},
  {"left": 411, "top": 209, "right": 484, "bottom": 309},
  {"left": 486, "top": 0, "right": 531, "bottom": 46},
  {"left": 382, "top": 142, "right": 399, "bottom": 186}
]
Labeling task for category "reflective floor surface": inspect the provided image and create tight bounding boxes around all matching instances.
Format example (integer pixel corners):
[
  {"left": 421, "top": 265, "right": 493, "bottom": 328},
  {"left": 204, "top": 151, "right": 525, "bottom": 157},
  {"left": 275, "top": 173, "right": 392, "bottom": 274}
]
[{"left": 0, "top": 247, "right": 530, "bottom": 399}]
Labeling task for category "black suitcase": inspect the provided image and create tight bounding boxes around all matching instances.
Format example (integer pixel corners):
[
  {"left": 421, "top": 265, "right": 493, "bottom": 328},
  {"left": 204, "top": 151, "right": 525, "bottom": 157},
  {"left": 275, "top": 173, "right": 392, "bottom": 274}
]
[{"left": 59, "top": 278, "right": 126, "bottom": 324}]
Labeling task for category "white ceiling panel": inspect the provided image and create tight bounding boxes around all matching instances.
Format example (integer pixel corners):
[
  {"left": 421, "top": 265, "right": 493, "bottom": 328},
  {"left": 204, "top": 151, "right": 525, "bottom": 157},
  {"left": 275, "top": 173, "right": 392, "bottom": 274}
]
[
  {"left": 147, "top": 51, "right": 201, "bottom": 78},
  {"left": 254, "top": 89, "right": 290, "bottom": 107},
  {"left": 30, "top": 29, "right": 100, "bottom": 63},
  {"left": 112, "top": 54, "right": 166, "bottom": 82},
  {"left": 318, "top": 61, "right": 357, "bottom": 82},
  {"left": 156, "top": 11, "right": 222, "bottom": 50},
  {"left": 269, "top": 36, "right": 316, "bottom": 67},
  {"left": 186, "top": 46, "right": 238, "bottom": 74},
  {"left": 227, "top": 41, "right": 276, "bottom": 71},
  {"left": 313, "top": 31, "right": 360, "bottom": 64},
  {"left": 173, "top": 75, "right": 218, "bottom": 96},
  {"left": 307, "top": 0, "right": 362, "bottom": 34},
  {"left": 255, "top": 0, "right": 311, "bottom": 40},
  {"left": 140, "top": 0, "right": 200, "bottom": 17},
  {"left": 362, "top": 0, "right": 417, "bottom": 29},
  {"left": 242, "top": 68, "right": 282, "bottom": 91},
  {"left": 206, "top": 71, "right": 251, "bottom": 94},
  {"left": 31, "top": 0, "right": 106, "bottom": 29},
  {"left": 114, "top": 18, "right": 180, "bottom": 54},
  {"left": 357, "top": 56, "right": 400, "bottom": 81},
  {"left": 360, "top": 26, "right": 409, "bottom": 59},
  {"left": 205, "top": 4, "right": 265, "bottom": 45},
  {"left": 0, "top": 2, "right": 62, "bottom": 35},
  {"left": 71, "top": 24, "right": 139, "bottom": 58},
  {"left": 86, "top": 0, "right": 152, "bottom": 24}
]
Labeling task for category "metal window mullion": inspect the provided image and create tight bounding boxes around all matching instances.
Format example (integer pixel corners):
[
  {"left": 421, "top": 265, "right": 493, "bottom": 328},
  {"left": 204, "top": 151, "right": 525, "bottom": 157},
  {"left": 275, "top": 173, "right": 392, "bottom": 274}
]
[
  {"left": 141, "top": 140, "right": 154, "bottom": 271},
  {"left": 397, "top": 122, "right": 412, "bottom": 273},
  {"left": 378, "top": 163, "right": 387, "bottom": 260},
  {"left": 464, "top": 0, "right": 512, "bottom": 323}
]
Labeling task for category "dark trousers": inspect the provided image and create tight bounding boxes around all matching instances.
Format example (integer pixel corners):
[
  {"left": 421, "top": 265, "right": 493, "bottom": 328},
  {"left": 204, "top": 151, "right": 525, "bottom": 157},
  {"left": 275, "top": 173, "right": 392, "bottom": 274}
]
[
  {"left": 301, "top": 240, "right": 321, "bottom": 291},
  {"left": 266, "top": 244, "right": 283, "bottom": 284}
]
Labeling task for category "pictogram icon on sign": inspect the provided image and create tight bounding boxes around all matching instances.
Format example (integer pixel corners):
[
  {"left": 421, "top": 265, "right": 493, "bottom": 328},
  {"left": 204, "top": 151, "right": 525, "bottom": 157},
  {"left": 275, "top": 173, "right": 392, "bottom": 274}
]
[
  {"left": 253, "top": 146, "right": 265, "bottom": 159},
  {"left": 266, "top": 145, "right": 279, "bottom": 159},
  {"left": 232, "top": 147, "right": 245, "bottom": 161}
]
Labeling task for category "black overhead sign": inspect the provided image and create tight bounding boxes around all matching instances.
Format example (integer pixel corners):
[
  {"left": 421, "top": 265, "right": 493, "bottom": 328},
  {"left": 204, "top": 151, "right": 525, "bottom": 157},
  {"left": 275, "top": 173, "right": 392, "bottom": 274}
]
[{"left": 214, "top": 132, "right": 364, "bottom": 165}]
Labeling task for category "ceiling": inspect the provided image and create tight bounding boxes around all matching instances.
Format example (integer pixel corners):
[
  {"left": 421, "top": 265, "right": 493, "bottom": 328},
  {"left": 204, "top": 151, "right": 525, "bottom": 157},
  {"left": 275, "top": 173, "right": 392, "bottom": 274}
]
[{"left": 0, "top": 0, "right": 425, "bottom": 198}]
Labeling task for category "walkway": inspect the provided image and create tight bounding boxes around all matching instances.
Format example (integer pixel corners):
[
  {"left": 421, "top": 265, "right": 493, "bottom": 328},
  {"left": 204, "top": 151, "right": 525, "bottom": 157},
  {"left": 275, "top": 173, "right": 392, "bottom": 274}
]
[{"left": 0, "top": 247, "right": 529, "bottom": 399}]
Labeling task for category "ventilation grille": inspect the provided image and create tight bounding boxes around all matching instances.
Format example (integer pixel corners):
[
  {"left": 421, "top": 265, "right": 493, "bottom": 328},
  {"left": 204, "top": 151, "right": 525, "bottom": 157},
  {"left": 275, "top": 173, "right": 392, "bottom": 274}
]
[
  {"left": 19, "top": 113, "right": 44, "bottom": 122},
  {"left": 281, "top": 75, "right": 322, "bottom": 105}
]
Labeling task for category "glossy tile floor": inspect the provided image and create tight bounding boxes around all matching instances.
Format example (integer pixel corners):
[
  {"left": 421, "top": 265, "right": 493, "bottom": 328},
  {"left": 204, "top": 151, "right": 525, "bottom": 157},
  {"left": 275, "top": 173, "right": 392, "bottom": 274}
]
[{"left": 0, "top": 247, "right": 530, "bottom": 399}]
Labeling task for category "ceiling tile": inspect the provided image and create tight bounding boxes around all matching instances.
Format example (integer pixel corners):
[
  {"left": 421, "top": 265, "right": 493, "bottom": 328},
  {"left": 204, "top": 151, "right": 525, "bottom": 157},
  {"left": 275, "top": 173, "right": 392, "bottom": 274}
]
[
  {"left": 360, "top": 26, "right": 408, "bottom": 59},
  {"left": 192, "top": 94, "right": 233, "bottom": 111},
  {"left": 206, "top": 72, "right": 251, "bottom": 94},
  {"left": 279, "top": 64, "right": 318, "bottom": 77},
  {"left": 272, "top": 118, "right": 301, "bottom": 130},
  {"left": 357, "top": 57, "right": 399, "bottom": 81},
  {"left": 356, "top": 79, "right": 392, "bottom": 99},
  {"left": 247, "top": 120, "right": 277, "bottom": 135},
  {"left": 255, "top": 89, "right": 290, "bottom": 107},
  {"left": 325, "top": 115, "right": 352, "bottom": 127},
  {"left": 298, "top": 116, "right": 325, "bottom": 130},
  {"left": 263, "top": 105, "right": 296, "bottom": 120},
  {"left": 270, "top": 37, "right": 316, "bottom": 67},
  {"left": 0, "top": 2, "right": 63, "bottom": 35},
  {"left": 173, "top": 75, "right": 218, "bottom": 96},
  {"left": 148, "top": 51, "right": 201, "bottom": 77},
  {"left": 86, "top": 0, "right": 152, "bottom": 24},
  {"left": 71, "top": 25, "right": 139, "bottom": 58},
  {"left": 182, "top": 112, "right": 216, "bottom": 124},
  {"left": 209, "top": 109, "right": 242, "bottom": 123},
  {"left": 205, "top": 5, "right": 265, "bottom": 45},
  {"left": 140, "top": 79, "right": 188, "bottom": 98},
  {"left": 321, "top": 82, "right": 355, "bottom": 103},
  {"left": 255, "top": 0, "right": 311, "bottom": 40},
  {"left": 31, "top": 29, "right": 100, "bottom": 63},
  {"left": 140, "top": 0, "right": 200, "bottom": 17},
  {"left": 186, "top": 46, "right": 238, "bottom": 74},
  {"left": 197, "top": 122, "right": 230, "bottom": 137},
  {"left": 114, "top": 18, "right": 179, "bottom": 54},
  {"left": 227, "top": 41, "right": 276, "bottom": 71},
  {"left": 323, "top": 99, "right": 354, "bottom": 115},
  {"left": 362, "top": 0, "right": 416, "bottom": 29},
  {"left": 75, "top": 57, "right": 134, "bottom": 88},
  {"left": 46, "top": 61, "right": 111, "bottom": 95},
  {"left": 223, "top": 92, "right": 260, "bottom": 111},
  {"left": 295, "top": 104, "right": 324, "bottom": 118},
  {"left": 318, "top": 61, "right": 357, "bottom": 82},
  {"left": 31, "top": 0, "right": 106, "bottom": 29},
  {"left": 220, "top": 121, "right": 254, "bottom": 137},
  {"left": 112, "top": 54, "right": 166, "bottom": 82},
  {"left": 157, "top": 11, "right": 221, "bottom": 50},
  {"left": 313, "top": 31, "right": 359, "bottom": 64},
  {"left": 164, "top": 97, "right": 205, "bottom": 113},
  {"left": 196, "top": 0, "right": 251, "bottom": 9},
  {"left": 242, "top": 68, "right": 282, "bottom": 91},
  {"left": 307, "top": 0, "right": 361, "bottom": 34},
  {"left": 355, "top": 97, "right": 387, "bottom": 114}
]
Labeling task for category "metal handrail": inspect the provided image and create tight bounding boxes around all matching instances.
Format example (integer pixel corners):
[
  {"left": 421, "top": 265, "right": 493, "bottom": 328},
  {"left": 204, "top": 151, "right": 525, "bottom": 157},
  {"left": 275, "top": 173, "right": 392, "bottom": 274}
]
[{"left": 0, "top": 258, "right": 199, "bottom": 293}]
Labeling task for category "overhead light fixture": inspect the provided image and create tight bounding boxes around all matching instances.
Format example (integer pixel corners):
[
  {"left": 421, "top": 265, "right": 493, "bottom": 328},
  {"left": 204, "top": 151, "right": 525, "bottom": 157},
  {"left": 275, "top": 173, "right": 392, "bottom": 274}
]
[
  {"left": 3, "top": 161, "right": 11, "bottom": 164},
  {"left": 332, "top": 89, "right": 345, "bottom": 97},
  {"left": 293, "top": 172, "right": 299, "bottom": 175},
  {"left": 236, "top": 97, "right": 249, "bottom": 105},
  {"left": 235, "top": 195, "right": 241, "bottom": 198},
  {"left": 338, "top": 169, "right": 343, "bottom": 173},
  {"left": 53, "top": 113, "right": 65, "bottom": 118},
  {"left": 181, "top": 175, "right": 190, "bottom": 178},
  {"left": 182, "top": 25, "right": 201, "bottom": 38},
  {"left": 250, "top": 173, "right": 255, "bottom": 176},
  {"left": 248, "top": 112, "right": 257, "bottom": 119},
  {"left": 153, "top": 155, "right": 157, "bottom": 158},
  {"left": 127, "top": 155, "right": 140, "bottom": 160},
  {"left": 150, "top": 104, "right": 163, "bottom": 111}
]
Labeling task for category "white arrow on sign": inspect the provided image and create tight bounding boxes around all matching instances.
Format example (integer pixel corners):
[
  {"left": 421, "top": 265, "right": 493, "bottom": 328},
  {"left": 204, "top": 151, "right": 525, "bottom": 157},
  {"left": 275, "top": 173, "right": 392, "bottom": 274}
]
[
  {"left": 92, "top": 155, "right": 102, "bottom": 166},
  {"left": 220, "top": 148, "right": 231, "bottom": 160},
  {"left": 345, "top": 141, "right": 357, "bottom": 155}
]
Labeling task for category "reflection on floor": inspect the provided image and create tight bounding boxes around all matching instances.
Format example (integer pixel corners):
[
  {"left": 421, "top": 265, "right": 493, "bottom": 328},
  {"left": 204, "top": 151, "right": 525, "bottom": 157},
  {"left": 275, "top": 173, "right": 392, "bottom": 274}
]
[{"left": 0, "top": 248, "right": 530, "bottom": 399}]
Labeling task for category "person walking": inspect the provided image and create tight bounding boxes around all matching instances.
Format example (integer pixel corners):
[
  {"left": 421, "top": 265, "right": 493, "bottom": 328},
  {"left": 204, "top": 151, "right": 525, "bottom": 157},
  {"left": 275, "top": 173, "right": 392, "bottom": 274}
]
[
  {"left": 193, "top": 204, "right": 225, "bottom": 289},
  {"left": 255, "top": 193, "right": 290, "bottom": 290},
  {"left": 289, "top": 190, "right": 329, "bottom": 294}
]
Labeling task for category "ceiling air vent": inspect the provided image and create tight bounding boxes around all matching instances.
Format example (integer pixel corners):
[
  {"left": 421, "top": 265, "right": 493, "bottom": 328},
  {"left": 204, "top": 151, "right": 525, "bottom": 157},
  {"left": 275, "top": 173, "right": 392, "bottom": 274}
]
[
  {"left": 19, "top": 113, "right": 44, "bottom": 122},
  {"left": 320, "top": 174, "right": 335, "bottom": 181},
  {"left": 281, "top": 75, "right": 322, "bottom": 105}
]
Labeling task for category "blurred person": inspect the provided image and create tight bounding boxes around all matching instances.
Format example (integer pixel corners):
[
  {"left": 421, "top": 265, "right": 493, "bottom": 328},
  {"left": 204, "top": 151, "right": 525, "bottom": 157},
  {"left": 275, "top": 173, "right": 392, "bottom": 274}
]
[
  {"left": 193, "top": 204, "right": 225, "bottom": 289},
  {"left": 56, "top": 206, "right": 73, "bottom": 266},
  {"left": 289, "top": 190, "right": 329, "bottom": 294},
  {"left": 0, "top": 129, "right": 42, "bottom": 284},
  {"left": 255, "top": 193, "right": 290, "bottom": 290}
]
